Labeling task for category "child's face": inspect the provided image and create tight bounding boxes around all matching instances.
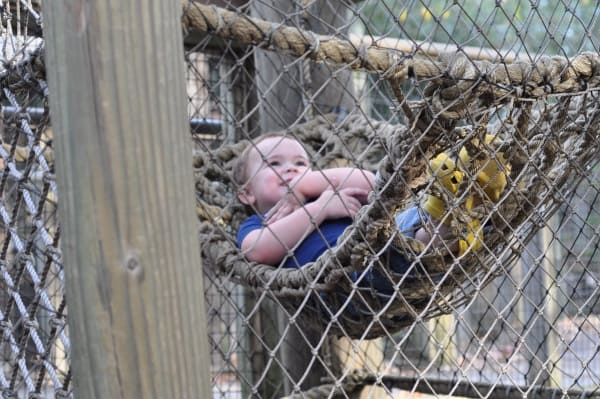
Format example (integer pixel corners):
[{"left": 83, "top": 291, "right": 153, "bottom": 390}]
[{"left": 239, "top": 137, "right": 310, "bottom": 213}]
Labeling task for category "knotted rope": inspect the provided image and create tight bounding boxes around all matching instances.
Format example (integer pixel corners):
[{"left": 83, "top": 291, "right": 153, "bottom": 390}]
[{"left": 182, "top": 1, "right": 600, "bottom": 98}]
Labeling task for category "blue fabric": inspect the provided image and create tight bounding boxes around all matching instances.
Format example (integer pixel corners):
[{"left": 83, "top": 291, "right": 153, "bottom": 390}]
[
  {"left": 237, "top": 206, "right": 425, "bottom": 317},
  {"left": 359, "top": 206, "right": 424, "bottom": 295},
  {"left": 237, "top": 206, "right": 424, "bottom": 281},
  {"left": 396, "top": 205, "right": 425, "bottom": 238},
  {"left": 237, "top": 214, "right": 352, "bottom": 268},
  {"left": 360, "top": 206, "right": 425, "bottom": 294}
]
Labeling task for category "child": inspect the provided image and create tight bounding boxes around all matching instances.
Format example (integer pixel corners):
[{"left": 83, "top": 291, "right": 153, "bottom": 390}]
[
  {"left": 233, "top": 133, "right": 466, "bottom": 285},
  {"left": 233, "top": 132, "right": 510, "bottom": 316}
]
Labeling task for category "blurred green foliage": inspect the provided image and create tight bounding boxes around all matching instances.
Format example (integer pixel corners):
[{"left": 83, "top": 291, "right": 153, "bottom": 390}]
[{"left": 354, "top": 0, "right": 599, "bottom": 57}]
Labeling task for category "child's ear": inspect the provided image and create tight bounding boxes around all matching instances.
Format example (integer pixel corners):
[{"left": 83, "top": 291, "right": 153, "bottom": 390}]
[{"left": 238, "top": 189, "right": 255, "bottom": 206}]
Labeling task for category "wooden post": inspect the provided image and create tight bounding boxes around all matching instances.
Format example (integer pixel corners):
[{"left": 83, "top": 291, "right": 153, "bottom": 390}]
[
  {"left": 522, "top": 229, "right": 554, "bottom": 388},
  {"left": 539, "top": 217, "right": 562, "bottom": 387},
  {"left": 42, "top": 1, "right": 211, "bottom": 398},
  {"left": 334, "top": 337, "right": 387, "bottom": 399},
  {"left": 427, "top": 314, "right": 458, "bottom": 367},
  {"left": 249, "top": 1, "right": 357, "bottom": 396}
]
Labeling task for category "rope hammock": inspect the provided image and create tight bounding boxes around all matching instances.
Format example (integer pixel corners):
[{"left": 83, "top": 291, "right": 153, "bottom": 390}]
[{"left": 191, "top": 2, "right": 600, "bottom": 339}]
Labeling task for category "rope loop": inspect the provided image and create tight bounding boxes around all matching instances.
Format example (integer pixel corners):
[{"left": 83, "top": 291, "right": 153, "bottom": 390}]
[
  {"left": 307, "top": 30, "right": 320, "bottom": 59},
  {"left": 384, "top": 53, "right": 411, "bottom": 82},
  {"left": 262, "top": 22, "right": 279, "bottom": 48},
  {"left": 355, "top": 43, "right": 370, "bottom": 70},
  {"left": 211, "top": 4, "right": 224, "bottom": 35}
]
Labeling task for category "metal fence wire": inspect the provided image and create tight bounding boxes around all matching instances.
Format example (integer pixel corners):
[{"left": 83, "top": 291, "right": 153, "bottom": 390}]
[{"left": 1, "top": 0, "right": 600, "bottom": 398}]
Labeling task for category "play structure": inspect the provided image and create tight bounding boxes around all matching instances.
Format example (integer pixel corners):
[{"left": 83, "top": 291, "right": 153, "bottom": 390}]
[{"left": 1, "top": 1, "right": 599, "bottom": 397}]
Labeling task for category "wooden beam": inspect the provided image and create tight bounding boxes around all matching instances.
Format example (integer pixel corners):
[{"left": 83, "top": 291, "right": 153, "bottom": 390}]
[
  {"left": 539, "top": 216, "right": 562, "bottom": 387},
  {"left": 42, "top": 1, "right": 211, "bottom": 398},
  {"left": 334, "top": 337, "right": 387, "bottom": 399}
]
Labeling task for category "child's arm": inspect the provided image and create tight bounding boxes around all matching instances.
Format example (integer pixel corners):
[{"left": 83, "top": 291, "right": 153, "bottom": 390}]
[
  {"left": 266, "top": 167, "right": 375, "bottom": 224},
  {"left": 241, "top": 187, "right": 368, "bottom": 265},
  {"left": 293, "top": 168, "right": 375, "bottom": 199}
]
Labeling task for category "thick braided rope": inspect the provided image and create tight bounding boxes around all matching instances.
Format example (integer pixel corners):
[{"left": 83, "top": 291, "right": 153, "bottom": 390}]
[{"left": 183, "top": 1, "right": 600, "bottom": 99}]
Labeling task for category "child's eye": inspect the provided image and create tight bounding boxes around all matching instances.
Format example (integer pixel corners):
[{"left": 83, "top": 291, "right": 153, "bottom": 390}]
[
  {"left": 268, "top": 160, "right": 280, "bottom": 167},
  {"left": 296, "top": 161, "right": 308, "bottom": 167}
]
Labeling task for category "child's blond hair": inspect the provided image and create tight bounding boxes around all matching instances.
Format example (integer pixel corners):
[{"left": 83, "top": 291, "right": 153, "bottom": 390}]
[{"left": 232, "top": 132, "right": 301, "bottom": 187}]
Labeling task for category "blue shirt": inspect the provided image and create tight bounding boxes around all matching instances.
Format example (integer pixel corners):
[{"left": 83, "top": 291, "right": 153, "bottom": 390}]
[
  {"left": 236, "top": 206, "right": 421, "bottom": 297},
  {"left": 236, "top": 214, "right": 352, "bottom": 268}
]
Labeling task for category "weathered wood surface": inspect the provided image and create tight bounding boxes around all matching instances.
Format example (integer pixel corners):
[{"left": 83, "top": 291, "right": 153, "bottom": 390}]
[{"left": 42, "top": 1, "right": 211, "bottom": 398}]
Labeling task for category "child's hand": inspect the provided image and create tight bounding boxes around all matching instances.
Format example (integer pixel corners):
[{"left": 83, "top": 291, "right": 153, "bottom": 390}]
[
  {"left": 316, "top": 188, "right": 368, "bottom": 220},
  {"left": 327, "top": 176, "right": 370, "bottom": 205},
  {"left": 265, "top": 190, "right": 306, "bottom": 224}
]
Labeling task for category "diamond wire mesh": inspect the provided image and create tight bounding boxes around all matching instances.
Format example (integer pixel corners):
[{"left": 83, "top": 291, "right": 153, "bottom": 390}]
[
  {"left": 0, "top": 1, "right": 70, "bottom": 396},
  {"left": 0, "top": 0, "right": 599, "bottom": 398},
  {"left": 188, "top": 1, "right": 600, "bottom": 398}
]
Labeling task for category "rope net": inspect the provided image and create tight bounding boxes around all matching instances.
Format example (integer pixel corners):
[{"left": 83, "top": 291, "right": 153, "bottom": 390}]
[
  {"left": 0, "top": 1, "right": 69, "bottom": 397},
  {"left": 0, "top": 0, "right": 599, "bottom": 398},
  {"left": 187, "top": 1, "right": 600, "bottom": 398}
]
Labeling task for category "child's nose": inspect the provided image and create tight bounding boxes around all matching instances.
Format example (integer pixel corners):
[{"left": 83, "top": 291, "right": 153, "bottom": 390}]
[{"left": 285, "top": 163, "right": 298, "bottom": 172}]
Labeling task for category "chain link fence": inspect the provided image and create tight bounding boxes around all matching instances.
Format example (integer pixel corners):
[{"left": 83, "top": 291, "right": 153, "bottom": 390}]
[
  {"left": 0, "top": 1, "right": 69, "bottom": 396},
  {"left": 190, "top": 1, "right": 600, "bottom": 398},
  {"left": 1, "top": 0, "right": 599, "bottom": 398}
]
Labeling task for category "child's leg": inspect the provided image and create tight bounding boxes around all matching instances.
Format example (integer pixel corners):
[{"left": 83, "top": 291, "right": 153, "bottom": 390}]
[
  {"left": 415, "top": 217, "right": 459, "bottom": 253},
  {"left": 381, "top": 205, "right": 430, "bottom": 276},
  {"left": 395, "top": 205, "right": 424, "bottom": 239},
  {"left": 395, "top": 205, "right": 459, "bottom": 255},
  {"left": 359, "top": 203, "right": 461, "bottom": 295},
  {"left": 356, "top": 206, "right": 423, "bottom": 295},
  {"left": 363, "top": 133, "right": 510, "bottom": 293}
]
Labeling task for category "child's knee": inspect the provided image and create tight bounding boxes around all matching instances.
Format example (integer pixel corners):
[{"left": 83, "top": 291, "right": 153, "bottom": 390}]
[{"left": 415, "top": 218, "right": 460, "bottom": 253}]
